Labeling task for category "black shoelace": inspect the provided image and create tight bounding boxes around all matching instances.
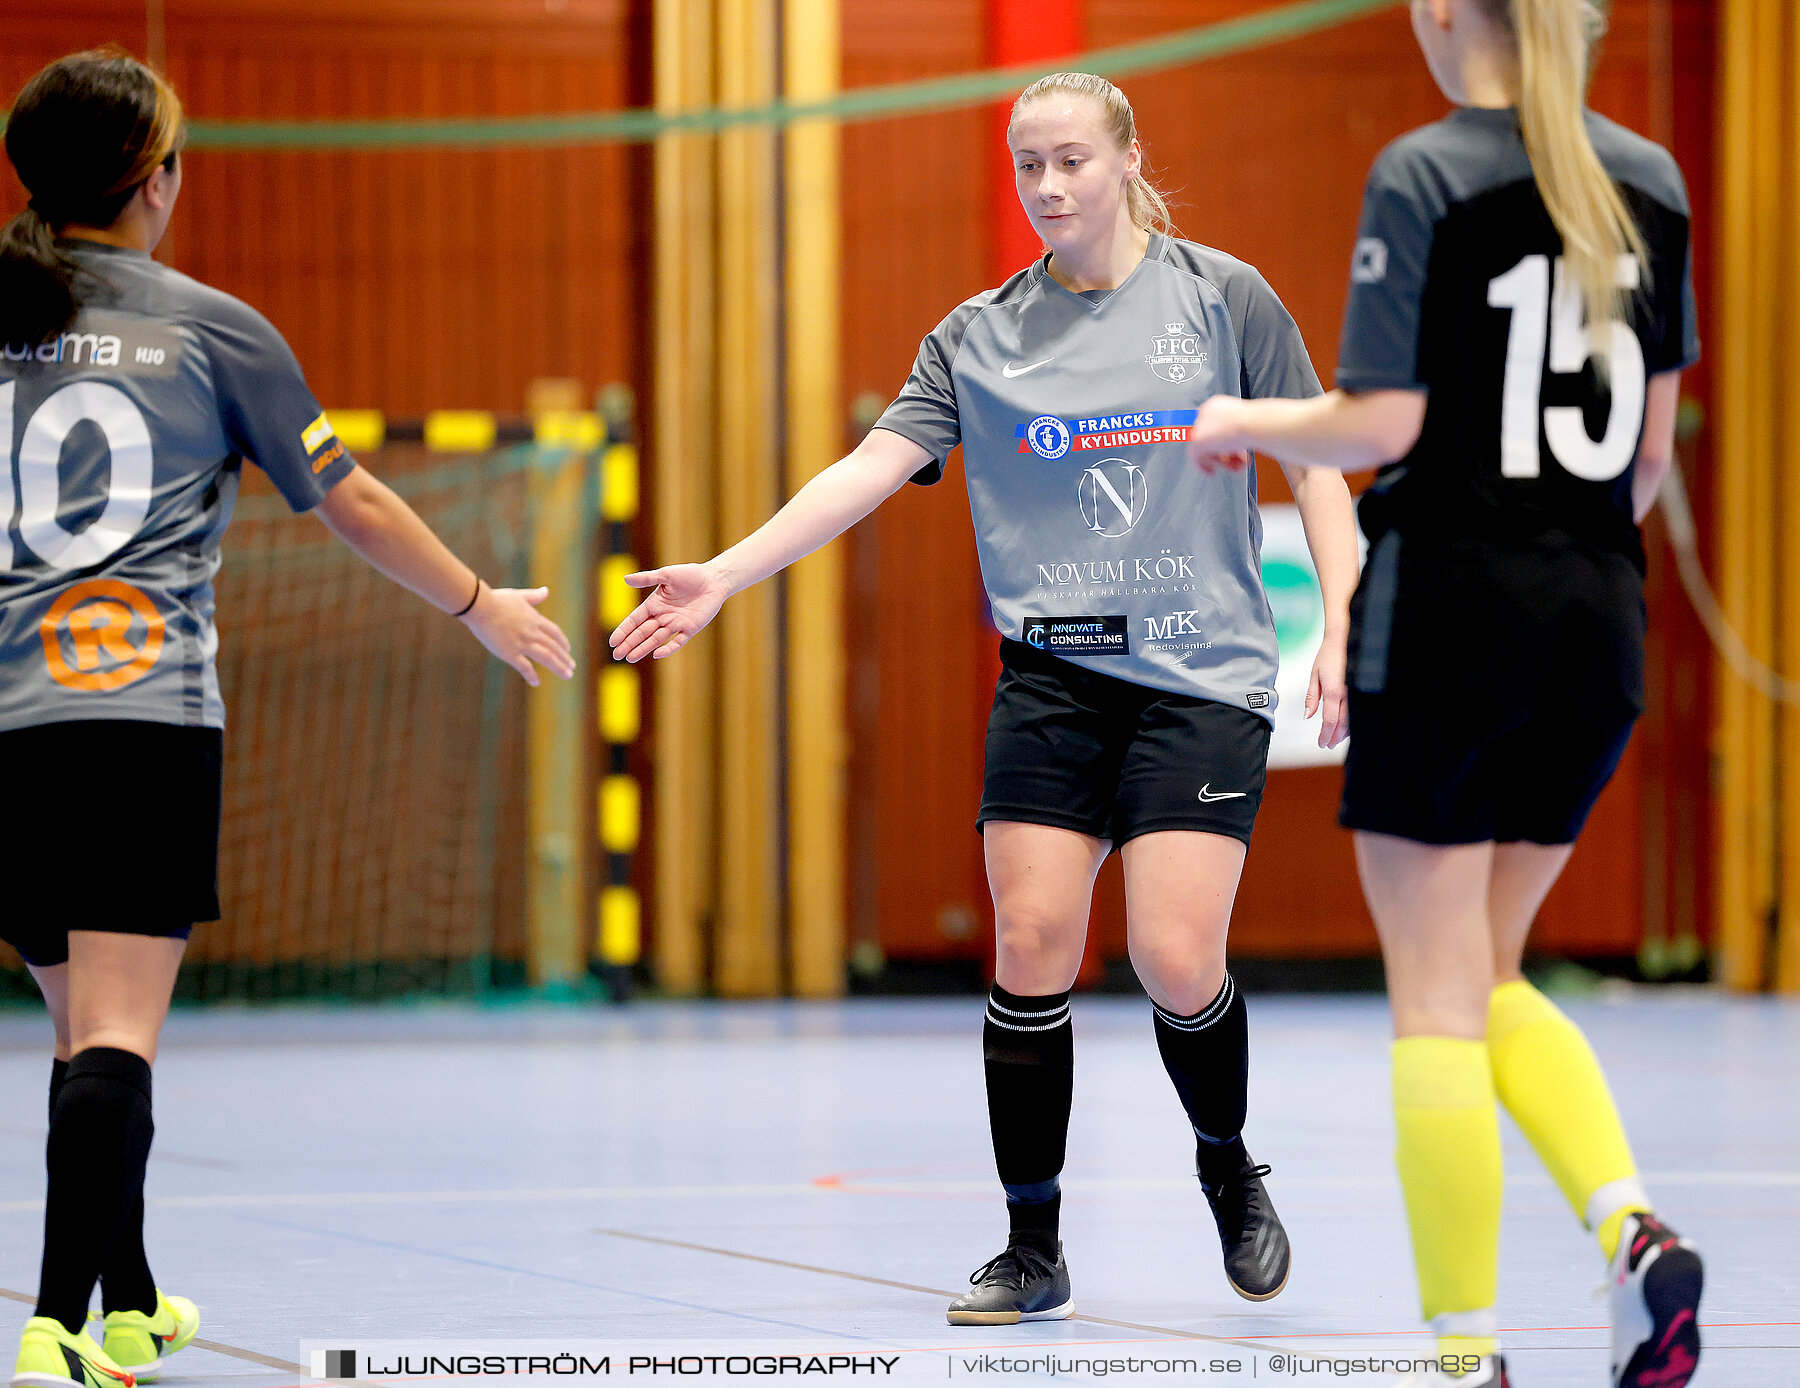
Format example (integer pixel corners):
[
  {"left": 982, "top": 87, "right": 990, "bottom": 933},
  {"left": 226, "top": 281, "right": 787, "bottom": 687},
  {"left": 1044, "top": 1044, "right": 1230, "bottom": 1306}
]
[
  {"left": 1204, "top": 1162, "right": 1273, "bottom": 1242},
  {"left": 969, "top": 1243, "right": 1059, "bottom": 1289}
]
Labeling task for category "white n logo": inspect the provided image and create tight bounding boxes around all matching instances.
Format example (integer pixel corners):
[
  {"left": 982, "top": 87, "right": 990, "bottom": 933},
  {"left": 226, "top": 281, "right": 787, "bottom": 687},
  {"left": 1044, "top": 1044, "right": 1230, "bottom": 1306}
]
[{"left": 1077, "top": 459, "right": 1146, "bottom": 537}]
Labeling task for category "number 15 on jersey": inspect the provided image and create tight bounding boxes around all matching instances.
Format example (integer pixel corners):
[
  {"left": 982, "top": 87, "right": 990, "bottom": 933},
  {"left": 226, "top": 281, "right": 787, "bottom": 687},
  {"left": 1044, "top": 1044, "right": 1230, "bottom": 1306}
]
[{"left": 1488, "top": 252, "right": 1645, "bottom": 483}]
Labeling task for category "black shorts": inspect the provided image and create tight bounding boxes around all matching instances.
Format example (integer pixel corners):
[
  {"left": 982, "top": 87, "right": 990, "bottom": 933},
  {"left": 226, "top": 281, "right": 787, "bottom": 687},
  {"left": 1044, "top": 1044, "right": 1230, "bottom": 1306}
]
[
  {"left": 1339, "top": 534, "right": 1643, "bottom": 846},
  {"left": 979, "top": 639, "right": 1271, "bottom": 846},
  {"left": 1, "top": 719, "right": 221, "bottom": 968}
]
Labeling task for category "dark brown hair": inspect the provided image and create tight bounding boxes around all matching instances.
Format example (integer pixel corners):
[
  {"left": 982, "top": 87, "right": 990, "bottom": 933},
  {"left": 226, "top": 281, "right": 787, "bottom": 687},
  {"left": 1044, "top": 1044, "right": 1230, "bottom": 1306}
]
[{"left": 1, "top": 47, "right": 186, "bottom": 346}]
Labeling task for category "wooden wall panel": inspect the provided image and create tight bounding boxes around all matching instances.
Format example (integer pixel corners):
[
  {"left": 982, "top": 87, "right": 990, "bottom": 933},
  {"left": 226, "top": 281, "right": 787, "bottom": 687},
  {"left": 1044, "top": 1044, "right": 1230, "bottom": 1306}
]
[
  {"left": 2, "top": 1, "right": 642, "bottom": 416},
  {"left": 847, "top": 0, "right": 1719, "bottom": 969},
  {"left": 841, "top": 0, "right": 995, "bottom": 964}
]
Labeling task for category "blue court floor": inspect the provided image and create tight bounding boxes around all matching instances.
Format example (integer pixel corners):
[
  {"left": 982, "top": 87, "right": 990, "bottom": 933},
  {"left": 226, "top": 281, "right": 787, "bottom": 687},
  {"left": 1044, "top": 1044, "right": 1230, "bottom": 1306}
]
[{"left": 0, "top": 991, "right": 1794, "bottom": 1387}]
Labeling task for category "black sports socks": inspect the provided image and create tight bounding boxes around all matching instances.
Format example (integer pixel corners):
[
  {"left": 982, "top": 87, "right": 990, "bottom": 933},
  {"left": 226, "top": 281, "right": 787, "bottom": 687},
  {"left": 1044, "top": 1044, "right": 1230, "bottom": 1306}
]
[
  {"left": 36, "top": 1047, "right": 157, "bottom": 1332},
  {"left": 1152, "top": 973, "right": 1251, "bottom": 1184},
  {"left": 48, "top": 1057, "right": 67, "bottom": 1118},
  {"left": 983, "top": 985, "right": 1073, "bottom": 1253},
  {"left": 102, "top": 1192, "right": 157, "bottom": 1317}
]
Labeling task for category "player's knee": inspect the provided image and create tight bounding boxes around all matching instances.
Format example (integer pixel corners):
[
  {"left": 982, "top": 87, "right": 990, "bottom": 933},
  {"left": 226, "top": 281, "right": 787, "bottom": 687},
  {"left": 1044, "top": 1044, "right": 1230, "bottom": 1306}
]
[
  {"left": 1128, "top": 937, "right": 1227, "bottom": 1015},
  {"left": 993, "top": 900, "right": 1082, "bottom": 978}
]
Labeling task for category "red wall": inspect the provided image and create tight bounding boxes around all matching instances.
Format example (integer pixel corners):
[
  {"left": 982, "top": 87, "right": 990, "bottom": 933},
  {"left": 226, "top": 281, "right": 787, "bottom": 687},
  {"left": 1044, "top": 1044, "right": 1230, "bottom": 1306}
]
[{"left": 2, "top": 1, "right": 645, "bottom": 416}]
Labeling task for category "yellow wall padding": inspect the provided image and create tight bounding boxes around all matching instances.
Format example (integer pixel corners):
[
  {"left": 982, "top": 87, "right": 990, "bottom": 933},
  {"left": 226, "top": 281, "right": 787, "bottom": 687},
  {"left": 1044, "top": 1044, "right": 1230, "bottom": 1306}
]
[
  {"left": 424, "top": 410, "right": 498, "bottom": 453},
  {"left": 601, "top": 444, "right": 641, "bottom": 522},
  {"left": 599, "top": 886, "right": 642, "bottom": 967},
  {"left": 600, "top": 664, "right": 642, "bottom": 745},
  {"left": 328, "top": 409, "right": 386, "bottom": 453}
]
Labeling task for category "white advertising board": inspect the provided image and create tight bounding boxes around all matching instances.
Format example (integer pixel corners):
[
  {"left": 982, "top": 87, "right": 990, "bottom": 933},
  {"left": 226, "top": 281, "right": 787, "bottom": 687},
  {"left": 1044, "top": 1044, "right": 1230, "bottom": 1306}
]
[{"left": 1259, "top": 502, "right": 1366, "bottom": 770}]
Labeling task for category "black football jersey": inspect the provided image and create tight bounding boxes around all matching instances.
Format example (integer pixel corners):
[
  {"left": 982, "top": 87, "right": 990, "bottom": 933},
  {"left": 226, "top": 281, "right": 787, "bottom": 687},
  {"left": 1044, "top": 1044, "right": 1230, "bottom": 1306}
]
[{"left": 1336, "top": 106, "right": 1699, "bottom": 567}]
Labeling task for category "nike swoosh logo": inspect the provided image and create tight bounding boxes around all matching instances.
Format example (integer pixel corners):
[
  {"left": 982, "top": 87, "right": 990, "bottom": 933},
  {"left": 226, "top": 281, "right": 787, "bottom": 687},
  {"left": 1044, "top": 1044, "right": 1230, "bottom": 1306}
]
[
  {"left": 1197, "top": 784, "right": 1247, "bottom": 802},
  {"left": 1002, "top": 358, "right": 1055, "bottom": 378}
]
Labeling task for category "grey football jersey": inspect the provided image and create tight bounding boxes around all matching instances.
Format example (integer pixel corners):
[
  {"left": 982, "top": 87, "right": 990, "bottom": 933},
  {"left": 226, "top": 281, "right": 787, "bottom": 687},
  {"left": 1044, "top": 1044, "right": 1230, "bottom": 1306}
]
[
  {"left": 0, "top": 240, "right": 355, "bottom": 731},
  {"left": 875, "top": 233, "right": 1321, "bottom": 717}
]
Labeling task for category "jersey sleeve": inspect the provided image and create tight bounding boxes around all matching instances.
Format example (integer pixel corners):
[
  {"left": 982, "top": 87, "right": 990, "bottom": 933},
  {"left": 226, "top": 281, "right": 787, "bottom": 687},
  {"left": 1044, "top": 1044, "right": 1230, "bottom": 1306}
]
[
  {"left": 1335, "top": 151, "right": 1440, "bottom": 393},
  {"left": 872, "top": 301, "right": 983, "bottom": 487},
  {"left": 1234, "top": 268, "right": 1323, "bottom": 401},
  {"left": 197, "top": 295, "right": 356, "bottom": 511},
  {"left": 1649, "top": 185, "right": 1701, "bottom": 374},
  {"left": 1673, "top": 238, "right": 1701, "bottom": 370}
]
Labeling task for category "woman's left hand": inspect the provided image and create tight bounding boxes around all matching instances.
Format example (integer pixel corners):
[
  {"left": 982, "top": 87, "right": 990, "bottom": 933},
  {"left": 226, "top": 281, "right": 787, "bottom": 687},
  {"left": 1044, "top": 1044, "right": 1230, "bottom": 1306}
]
[
  {"left": 1307, "top": 626, "right": 1350, "bottom": 749},
  {"left": 1188, "top": 396, "right": 1253, "bottom": 474}
]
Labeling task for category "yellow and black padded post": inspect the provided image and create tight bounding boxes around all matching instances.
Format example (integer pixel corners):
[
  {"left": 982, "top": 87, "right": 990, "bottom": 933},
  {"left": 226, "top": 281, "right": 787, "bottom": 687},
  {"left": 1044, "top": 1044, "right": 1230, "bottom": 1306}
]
[{"left": 595, "top": 385, "right": 645, "bottom": 998}]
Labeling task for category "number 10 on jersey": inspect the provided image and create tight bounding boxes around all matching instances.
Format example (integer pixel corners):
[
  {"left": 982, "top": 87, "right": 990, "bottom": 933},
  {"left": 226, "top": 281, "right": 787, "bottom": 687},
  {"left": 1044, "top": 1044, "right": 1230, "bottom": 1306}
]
[
  {"left": 0, "top": 379, "right": 154, "bottom": 572},
  {"left": 1488, "top": 253, "right": 1645, "bottom": 483}
]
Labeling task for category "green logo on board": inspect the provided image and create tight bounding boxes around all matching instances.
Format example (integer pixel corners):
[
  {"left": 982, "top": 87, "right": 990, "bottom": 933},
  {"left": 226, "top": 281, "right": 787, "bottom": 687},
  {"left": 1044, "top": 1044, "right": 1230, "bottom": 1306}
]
[{"left": 1261, "top": 558, "right": 1323, "bottom": 663}]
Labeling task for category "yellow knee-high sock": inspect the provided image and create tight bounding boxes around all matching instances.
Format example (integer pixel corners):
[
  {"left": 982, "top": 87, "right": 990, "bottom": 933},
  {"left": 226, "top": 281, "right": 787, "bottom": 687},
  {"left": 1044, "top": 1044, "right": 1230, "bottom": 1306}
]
[
  {"left": 1487, "top": 980, "right": 1650, "bottom": 1261},
  {"left": 1392, "top": 1036, "right": 1502, "bottom": 1360}
]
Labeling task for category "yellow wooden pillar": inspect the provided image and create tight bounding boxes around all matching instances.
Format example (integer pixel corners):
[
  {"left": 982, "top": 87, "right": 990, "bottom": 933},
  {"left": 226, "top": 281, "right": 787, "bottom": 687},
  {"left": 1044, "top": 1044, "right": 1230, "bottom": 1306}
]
[
  {"left": 1776, "top": 2, "right": 1800, "bottom": 995},
  {"left": 651, "top": 0, "right": 720, "bottom": 995},
  {"left": 1714, "top": 0, "right": 1780, "bottom": 991},
  {"left": 713, "top": 0, "right": 784, "bottom": 996},
  {"left": 783, "top": 0, "right": 847, "bottom": 997},
  {"left": 1716, "top": 0, "right": 1800, "bottom": 994}
]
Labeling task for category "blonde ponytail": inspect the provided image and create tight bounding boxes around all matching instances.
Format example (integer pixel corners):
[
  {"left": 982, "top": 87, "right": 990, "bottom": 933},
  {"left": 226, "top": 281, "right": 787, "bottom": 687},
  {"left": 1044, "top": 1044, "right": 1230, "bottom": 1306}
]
[
  {"left": 1487, "top": 0, "right": 1647, "bottom": 329},
  {"left": 1009, "top": 72, "right": 1176, "bottom": 237}
]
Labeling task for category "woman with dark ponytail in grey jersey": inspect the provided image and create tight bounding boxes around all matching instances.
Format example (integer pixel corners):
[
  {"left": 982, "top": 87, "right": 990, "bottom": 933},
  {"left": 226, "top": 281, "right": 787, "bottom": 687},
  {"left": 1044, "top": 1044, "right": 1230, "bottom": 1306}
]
[
  {"left": 2, "top": 50, "right": 574, "bottom": 1388},
  {"left": 1190, "top": 1, "right": 1704, "bottom": 1384},
  {"left": 613, "top": 72, "right": 1361, "bottom": 1326}
]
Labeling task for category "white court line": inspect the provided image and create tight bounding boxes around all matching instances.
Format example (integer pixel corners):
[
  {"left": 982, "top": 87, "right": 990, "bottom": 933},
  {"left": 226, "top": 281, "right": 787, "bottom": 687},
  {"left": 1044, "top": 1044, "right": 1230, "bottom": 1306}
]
[
  {"left": 0, "top": 1170, "right": 1794, "bottom": 1216},
  {"left": 0, "top": 1184, "right": 820, "bottom": 1214}
]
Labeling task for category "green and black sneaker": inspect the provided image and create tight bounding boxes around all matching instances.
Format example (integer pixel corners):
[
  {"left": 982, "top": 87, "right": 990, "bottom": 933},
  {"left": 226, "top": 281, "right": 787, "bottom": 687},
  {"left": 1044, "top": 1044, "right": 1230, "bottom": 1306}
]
[{"left": 11, "top": 1317, "right": 135, "bottom": 1388}]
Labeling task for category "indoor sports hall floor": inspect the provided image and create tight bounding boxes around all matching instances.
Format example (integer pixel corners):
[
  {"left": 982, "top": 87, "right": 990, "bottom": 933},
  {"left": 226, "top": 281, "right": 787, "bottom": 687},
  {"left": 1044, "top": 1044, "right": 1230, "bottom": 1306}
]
[{"left": 1, "top": 993, "right": 1794, "bottom": 1387}]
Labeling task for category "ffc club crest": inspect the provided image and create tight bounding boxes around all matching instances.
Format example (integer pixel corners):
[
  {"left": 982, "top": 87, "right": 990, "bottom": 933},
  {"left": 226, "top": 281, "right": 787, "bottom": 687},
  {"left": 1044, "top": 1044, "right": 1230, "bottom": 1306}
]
[{"left": 1145, "top": 321, "right": 1209, "bottom": 384}]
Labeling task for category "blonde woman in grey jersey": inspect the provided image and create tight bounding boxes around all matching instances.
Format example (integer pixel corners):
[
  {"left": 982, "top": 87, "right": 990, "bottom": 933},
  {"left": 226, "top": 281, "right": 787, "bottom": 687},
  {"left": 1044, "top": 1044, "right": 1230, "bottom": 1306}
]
[
  {"left": 1, "top": 51, "right": 573, "bottom": 1388},
  {"left": 612, "top": 72, "right": 1359, "bottom": 1324}
]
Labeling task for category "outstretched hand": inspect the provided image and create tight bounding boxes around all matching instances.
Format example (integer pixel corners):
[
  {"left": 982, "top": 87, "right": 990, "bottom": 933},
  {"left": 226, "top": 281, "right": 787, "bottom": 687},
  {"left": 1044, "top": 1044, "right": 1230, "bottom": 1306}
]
[
  {"left": 462, "top": 586, "right": 576, "bottom": 687},
  {"left": 1188, "top": 395, "right": 1252, "bottom": 475},
  {"left": 608, "top": 563, "right": 731, "bottom": 663}
]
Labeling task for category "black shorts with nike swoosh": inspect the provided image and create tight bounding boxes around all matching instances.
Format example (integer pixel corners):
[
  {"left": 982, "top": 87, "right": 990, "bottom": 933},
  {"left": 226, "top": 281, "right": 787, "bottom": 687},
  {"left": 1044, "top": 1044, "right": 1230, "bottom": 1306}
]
[{"left": 979, "top": 639, "right": 1271, "bottom": 846}]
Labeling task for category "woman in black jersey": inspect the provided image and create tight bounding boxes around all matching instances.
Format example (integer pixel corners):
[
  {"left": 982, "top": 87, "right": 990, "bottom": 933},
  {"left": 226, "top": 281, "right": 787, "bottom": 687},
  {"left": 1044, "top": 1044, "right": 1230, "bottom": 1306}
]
[
  {"left": 613, "top": 72, "right": 1360, "bottom": 1323},
  {"left": 1190, "top": 2, "right": 1702, "bottom": 1385},
  {"left": 2, "top": 51, "right": 573, "bottom": 1388}
]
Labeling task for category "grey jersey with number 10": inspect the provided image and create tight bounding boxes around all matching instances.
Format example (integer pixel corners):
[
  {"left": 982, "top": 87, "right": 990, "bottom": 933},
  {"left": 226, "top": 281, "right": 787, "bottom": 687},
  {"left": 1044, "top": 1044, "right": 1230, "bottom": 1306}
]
[
  {"left": 875, "top": 234, "right": 1321, "bottom": 718},
  {"left": 0, "top": 240, "right": 355, "bottom": 732}
]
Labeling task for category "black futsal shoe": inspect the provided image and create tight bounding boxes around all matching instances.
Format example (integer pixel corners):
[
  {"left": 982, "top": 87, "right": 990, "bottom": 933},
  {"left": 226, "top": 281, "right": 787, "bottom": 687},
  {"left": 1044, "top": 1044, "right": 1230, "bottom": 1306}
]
[
  {"left": 1200, "top": 1159, "right": 1291, "bottom": 1301},
  {"left": 945, "top": 1241, "right": 1074, "bottom": 1325}
]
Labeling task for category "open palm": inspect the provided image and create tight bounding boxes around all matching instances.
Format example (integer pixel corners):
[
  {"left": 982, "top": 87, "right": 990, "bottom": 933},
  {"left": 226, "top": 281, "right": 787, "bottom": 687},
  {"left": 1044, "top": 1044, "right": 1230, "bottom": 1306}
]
[{"left": 608, "top": 563, "right": 731, "bottom": 664}]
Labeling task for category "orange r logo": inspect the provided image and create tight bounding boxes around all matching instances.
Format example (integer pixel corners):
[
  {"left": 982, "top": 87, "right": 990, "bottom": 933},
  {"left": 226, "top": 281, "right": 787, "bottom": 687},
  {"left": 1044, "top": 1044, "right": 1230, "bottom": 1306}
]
[{"left": 40, "top": 579, "right": 166, "bottom": 692}]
